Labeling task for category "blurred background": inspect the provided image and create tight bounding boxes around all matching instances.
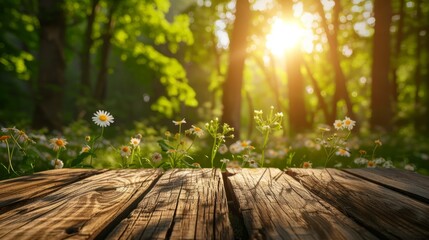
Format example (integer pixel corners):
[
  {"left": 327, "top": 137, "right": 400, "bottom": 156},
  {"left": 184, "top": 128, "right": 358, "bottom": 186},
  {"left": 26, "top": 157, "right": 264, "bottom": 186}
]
[{"left": 0, "top": 0, "right": 428, "bottom": 173}]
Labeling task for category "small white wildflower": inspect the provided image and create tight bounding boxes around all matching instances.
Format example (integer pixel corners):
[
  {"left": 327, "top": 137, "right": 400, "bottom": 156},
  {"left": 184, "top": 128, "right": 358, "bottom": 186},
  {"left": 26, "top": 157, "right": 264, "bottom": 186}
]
[
  {"left": 120, "top": 146, "right": 131, "bottom": 158},
  {"left": 334, "top": 162, "right": 343, "bottom": 168},
  {"left": 354, "top": 157, "right": 368, "bottom": 165},
  {"left": 404, "top": 164, "right": 415, "bottom": 171},
  {"left": 343, "top": 117, "right": 356, "bottom": 130},
  {"left": 262, "top": 125, "right": 270, "bottom": 131},
  {"left": 220, "top": 158, "right": 230, "bottom": 164},
  {"left": 302, "top": 161, "right": 312, "bottom": 168},
  {"left": 172, "top": 118, "right": 186, "bottom": 125},
  {"left": 375, "top": 139, "right": 382, "bottom": 146},
  {"left": 80, "top": 145, "right": 91, "bottom": 154},
  {"left": 51, "top": 159, "right": 64, "bottom": 169},
  {"left": 367, "top": 160, "right": 376, "bottom": 168},
  {"left": 266, "top": 149, "right": 278, "bottom": 158},
  {"left": 248, "top": 159, "right": 258, "bottom": 168},
  {"left": 151, "top": 152, "right": 163, "bottom": 163},
  {"left": 218, "top": 144, "right": 228, "bottom": 154},
  {"left": 319, "top": 127, "right": 331, "bottom": 132},
  {"left": 189, "top": 125, "right": 204, "bottom": 138},
  {"left": 336, "top": 148, "right": 350, "bottom": 157},
  {"left": 92, "top": 110, "right": 114, "bottom": 127},
  {"left": 229, "top": 142, "right": 243, "bottom": 154},
  {"left": 130, "top": 137, "right": 141, "bottom": 147},
  {"left": 374, "top": 157, "right": 386, "bottom": 165},
  {"left": 49, "top": 137, "right": 68, "bottom": 151},
  {"left": 382, "top": 160, "right": 394, "bottom": 168},
  {"left": 333, "top": 120, "right": 344, "bottom": 130}
]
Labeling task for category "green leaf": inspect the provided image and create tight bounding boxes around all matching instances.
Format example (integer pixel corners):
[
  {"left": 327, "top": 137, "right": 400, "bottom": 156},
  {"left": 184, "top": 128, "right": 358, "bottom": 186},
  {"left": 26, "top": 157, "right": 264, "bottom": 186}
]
[
  {"left": 70, "top": 152, "right": 93, "bottom": 167},
  {"left": 157, "top": 139, "right": 173, "bottom": 152}
]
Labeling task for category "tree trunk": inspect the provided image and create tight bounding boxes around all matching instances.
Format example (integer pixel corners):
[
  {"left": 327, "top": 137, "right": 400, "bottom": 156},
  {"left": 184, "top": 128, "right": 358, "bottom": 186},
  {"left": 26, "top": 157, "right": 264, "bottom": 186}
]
[
  {"left": 316, "top": 0, "right": 355, "bottom": 123},
  {"left": 370, "top": 0, "right": 393, "bottom": 130},
  {"left": 286, "top": 54, "right": 309, "bottom": 134},
  {"left": 425, "top": 3, "right": 429, "bottom": 134},
  {"left": 94, "top": 2, "right": 117, "bottom": 104},
  {"left": 221, "top": 0, "right": 250, "bottom": 138},
  {"left": 279, "top": 0, "right": 309, "bottom": 135},
  {"left": 303, "top": 60, "right": 330, "bottom": 122},
  {"left": 414, "top": 0, "right": 424, "bottom": 131},
  {"left": 32, "top": 0, "right": 66, "bottom": 131},
  {"left": 78, "top": 0, "right": 99, "bottom": 118},
  {"left": 391, "top": 0, "right": 405, "bottom": 109}
]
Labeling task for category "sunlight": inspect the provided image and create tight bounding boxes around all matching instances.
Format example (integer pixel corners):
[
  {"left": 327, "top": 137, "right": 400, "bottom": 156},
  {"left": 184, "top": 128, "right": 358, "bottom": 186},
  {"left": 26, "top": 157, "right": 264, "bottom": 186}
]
[{"left": 265, "top": 18, "right": 314, "bottom": 56}]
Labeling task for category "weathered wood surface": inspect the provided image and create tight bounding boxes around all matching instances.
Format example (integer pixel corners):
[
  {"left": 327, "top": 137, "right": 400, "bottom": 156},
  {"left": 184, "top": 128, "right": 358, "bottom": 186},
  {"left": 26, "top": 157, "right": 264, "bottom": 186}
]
[
  {"left": 0, "top": 169, "right": 162, "bottom": 239},
  {"left": 343, "top": 168, "right": 429, "bottom": 203},
  {"left": 0, "top": 168, "right": 105, "bottom": 212},
  {"left": 287, "top": 168, "right": 429, "bottom": 239},
  {"left": 0, "top": 167, "right": 428, "bottom": 240},
  {"left": 225, "top": 168, "right": 376, "bottom": 240},
  {"left": 107, "top": 168, "right": 233, "bottom": 240}
]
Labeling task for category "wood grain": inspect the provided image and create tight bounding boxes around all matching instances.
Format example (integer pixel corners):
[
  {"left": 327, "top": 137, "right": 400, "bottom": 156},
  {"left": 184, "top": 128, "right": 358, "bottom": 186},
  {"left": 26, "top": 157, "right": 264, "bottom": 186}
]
[
  {"left": 0, "top": 168, "right": 105, "bottom": 212},
  {"left": 107, "top": 168, "right": 233, "bottom": 240},
  {"left": 0, "top": 169, "right": 162, "bottom": 239},
  {"left": 343, "top": 168, "right": 429, "bottom": 203},
  {"left": 225, "top": 168, "right": 376, "bottom": 239},
  {"left": 287, "top": 168, "right": 429, "bottom": 239}
]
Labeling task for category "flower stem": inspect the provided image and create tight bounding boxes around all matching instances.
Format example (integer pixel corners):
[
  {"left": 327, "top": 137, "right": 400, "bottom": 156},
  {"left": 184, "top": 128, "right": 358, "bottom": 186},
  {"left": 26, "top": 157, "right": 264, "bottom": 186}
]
[
  {"left": 210, "top": 138, "right": 217, "bottom": 168},
  {"left": 260, "top": 131, "right": 270, "bottom": 167}
]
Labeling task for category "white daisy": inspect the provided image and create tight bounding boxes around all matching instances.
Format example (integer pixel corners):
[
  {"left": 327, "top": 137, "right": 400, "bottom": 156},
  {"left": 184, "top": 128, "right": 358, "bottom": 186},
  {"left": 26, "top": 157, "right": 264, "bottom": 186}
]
[
  {"left": 189, "top": 125, "right": 204, "bottom": 138},
  {"left": 333, "top": 120, "right": 344, "bottom": 130},
  {"left": 49, "top": 137, "right": 68, "bottom": 151},
  {"left": 120, "top": 146, "right": 131, "bottom": 158},
  {"left": 130, "top": 137, "right": 141, "bottom": 147},
  {"left": 336, "top": 148, "right": 351, "bottom": 157},
  {"left": 92, "top": 110, "right": 114, "bottom": 127},
  {"left": 342, "top": 117, "right": 356, "bottom": 130}
]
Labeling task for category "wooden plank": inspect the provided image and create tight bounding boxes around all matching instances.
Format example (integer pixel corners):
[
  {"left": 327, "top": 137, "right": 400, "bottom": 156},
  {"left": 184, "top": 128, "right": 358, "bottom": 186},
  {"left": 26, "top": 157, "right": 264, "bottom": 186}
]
[
  {"left": 225, "top": 168, "right": 376, "bottom": 239},
  {"left": 0, "top": 169, "right": 162, "bottom": 239},
  {"left": 287, "top": 168, "right": 429, "bottom": 239},
  {"left": 343, "top": 168, "right": 429, "bottom": 203},
  {"left": 107, "top": 168, "right": 233, "bottom": 239},
  {"left": 0, "top": 168, "right": 105, "bottom": 212}
]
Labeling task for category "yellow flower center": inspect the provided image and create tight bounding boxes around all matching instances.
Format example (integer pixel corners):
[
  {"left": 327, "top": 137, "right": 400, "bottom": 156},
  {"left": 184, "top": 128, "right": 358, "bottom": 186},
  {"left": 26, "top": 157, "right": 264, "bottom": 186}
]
[
  {"left": 99, "top": 115, "right": 108, "bottom": 121},
  {"left": 345, "top": 120, "right": 351, "bottom": 125},
  {"left": 56, "top": 139, "right": 64, "bottom": 146},
  {"left": 122, "top": 147, "right": 129, "bottom": 152}
]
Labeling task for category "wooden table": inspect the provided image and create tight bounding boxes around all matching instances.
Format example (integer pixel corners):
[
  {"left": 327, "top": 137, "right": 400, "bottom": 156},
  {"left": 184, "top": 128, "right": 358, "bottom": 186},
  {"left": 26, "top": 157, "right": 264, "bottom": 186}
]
[{"left": 0, "top": 168, "right": 428, "bottom": 239}]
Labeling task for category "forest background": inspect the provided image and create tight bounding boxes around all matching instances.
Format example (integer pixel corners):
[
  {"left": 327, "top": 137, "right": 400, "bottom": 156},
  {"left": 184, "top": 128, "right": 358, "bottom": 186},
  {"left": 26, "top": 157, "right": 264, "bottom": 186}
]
[{"left": 1, "top": 0, "right": 429, "bottom": 175}]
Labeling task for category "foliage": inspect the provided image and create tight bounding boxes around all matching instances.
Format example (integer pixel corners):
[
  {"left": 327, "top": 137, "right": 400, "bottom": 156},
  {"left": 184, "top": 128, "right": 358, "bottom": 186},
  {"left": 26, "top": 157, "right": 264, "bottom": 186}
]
[{"left": 1, "top": 0, "right": 429, "bottom": 179}]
